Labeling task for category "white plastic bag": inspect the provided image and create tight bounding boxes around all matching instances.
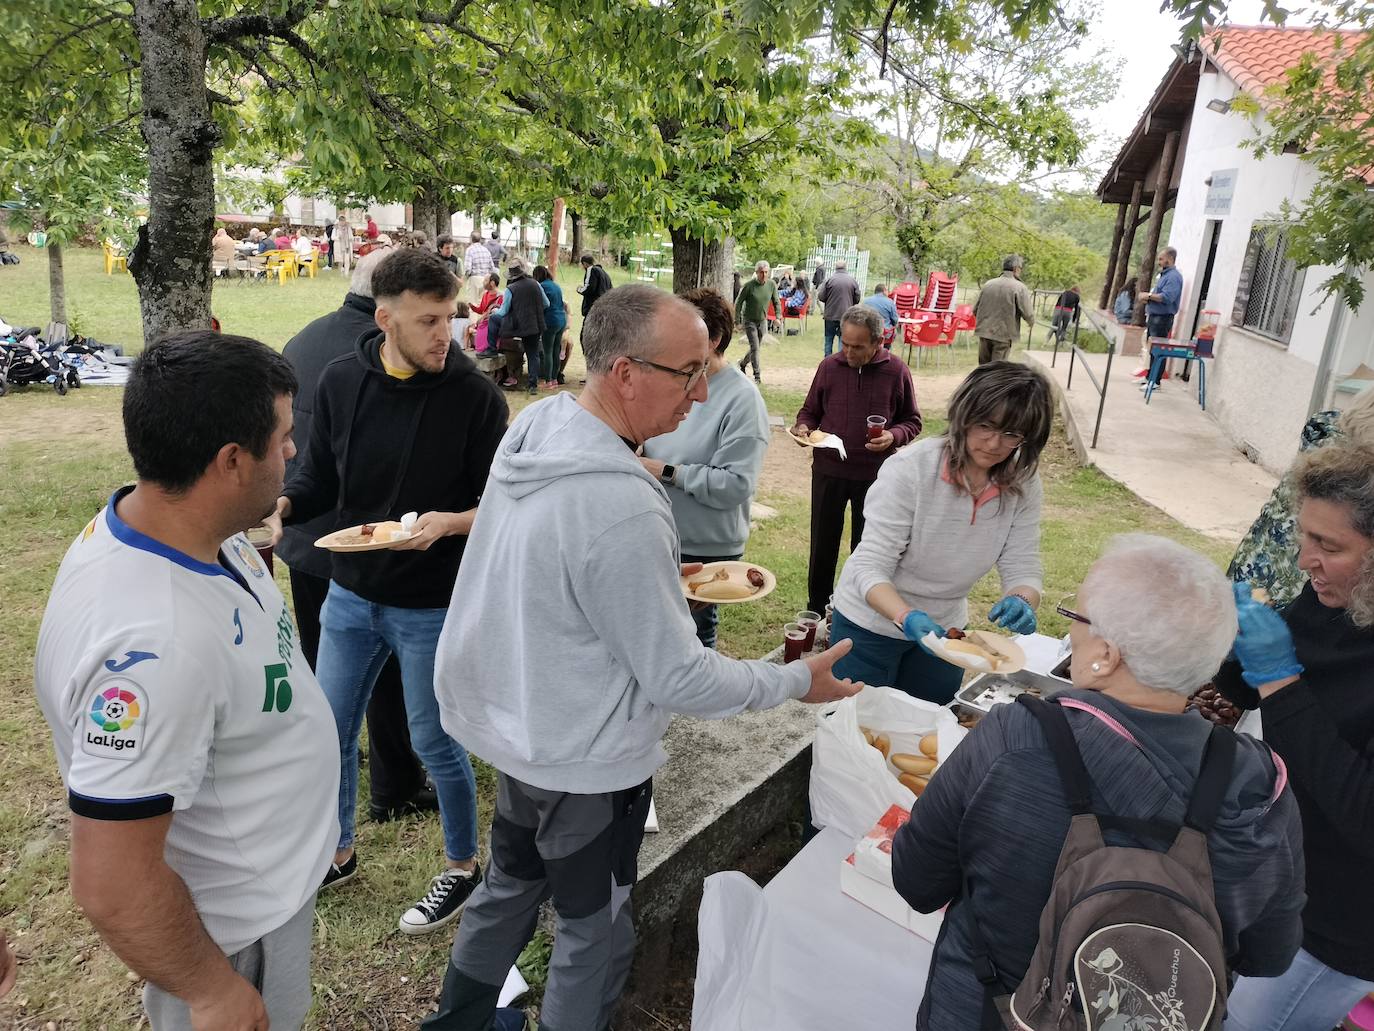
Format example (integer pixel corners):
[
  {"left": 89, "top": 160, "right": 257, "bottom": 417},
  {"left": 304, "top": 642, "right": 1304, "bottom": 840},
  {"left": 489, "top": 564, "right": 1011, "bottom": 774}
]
[{"left": 809, "top": 686, "right": 964, "bottom": 840}]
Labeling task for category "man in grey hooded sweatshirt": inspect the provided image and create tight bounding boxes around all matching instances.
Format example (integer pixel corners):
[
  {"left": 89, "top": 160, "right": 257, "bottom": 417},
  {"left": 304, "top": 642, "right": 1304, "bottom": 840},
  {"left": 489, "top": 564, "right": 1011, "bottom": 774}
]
[{"left": 427, "top": 284, "right": 862, "bottom": 1030}]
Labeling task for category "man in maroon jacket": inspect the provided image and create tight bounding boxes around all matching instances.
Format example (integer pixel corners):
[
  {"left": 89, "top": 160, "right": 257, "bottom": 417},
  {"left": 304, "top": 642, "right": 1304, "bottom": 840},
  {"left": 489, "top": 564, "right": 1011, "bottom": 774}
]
[{"left": 792, "top": 304, "right": 922, "bottom": 613}]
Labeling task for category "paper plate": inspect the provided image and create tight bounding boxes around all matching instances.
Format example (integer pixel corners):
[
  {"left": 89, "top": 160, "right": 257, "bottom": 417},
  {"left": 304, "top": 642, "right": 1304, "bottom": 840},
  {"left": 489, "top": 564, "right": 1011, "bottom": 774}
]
[
  {"left": 788, "top": 431, "right": 848, "bottom": 459},
  {"left": 921, "top": 630, "right": 1026, "bottom": 674},
  {"left": 314, "top": 524, "right": 413, "bottom": 553},
  {"left": 680, "top": 560, "right": 777, "bottom": 605}
]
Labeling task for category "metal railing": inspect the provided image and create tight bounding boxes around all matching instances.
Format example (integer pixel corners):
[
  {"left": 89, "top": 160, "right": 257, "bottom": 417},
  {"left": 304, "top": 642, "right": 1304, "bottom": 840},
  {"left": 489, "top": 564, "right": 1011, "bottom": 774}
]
[{"left": 1051, "top": 307, "right": 1116, "bottom": 449}]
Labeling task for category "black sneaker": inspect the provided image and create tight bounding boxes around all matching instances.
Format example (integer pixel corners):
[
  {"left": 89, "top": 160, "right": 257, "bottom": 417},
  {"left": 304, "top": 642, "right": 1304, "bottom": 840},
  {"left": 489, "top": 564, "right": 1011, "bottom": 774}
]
[
  {"left": 321, "top": 853, "right": 358, "bottom": 890},
  {"left": 369, "top": 785, "right": 440, "bottom": 823},
  {"left": 398, "top": 864, "right": 481, "bottom": 934}
]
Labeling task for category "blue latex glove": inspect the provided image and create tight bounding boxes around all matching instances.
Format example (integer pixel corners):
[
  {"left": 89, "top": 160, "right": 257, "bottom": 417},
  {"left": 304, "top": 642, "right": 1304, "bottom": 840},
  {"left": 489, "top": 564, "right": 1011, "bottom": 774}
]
[
  {"left": 901, "top": 609, "right": 945, "bottom": 653},
  {"left": 1231, "top": 581, "right": 1304, "bottom": 688},
  {"left": 989, "top": 595, "right": 1037, "bottom": 635}
]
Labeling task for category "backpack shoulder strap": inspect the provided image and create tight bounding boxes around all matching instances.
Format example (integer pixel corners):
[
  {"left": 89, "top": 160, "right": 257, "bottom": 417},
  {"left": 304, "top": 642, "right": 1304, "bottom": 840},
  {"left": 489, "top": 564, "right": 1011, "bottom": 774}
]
[
  {"left": 1016, "top": 694, "right": 1093, "bottom": 815},
  {"left": 1183, "top": 724, "right": 1238, "bottom": 833}
]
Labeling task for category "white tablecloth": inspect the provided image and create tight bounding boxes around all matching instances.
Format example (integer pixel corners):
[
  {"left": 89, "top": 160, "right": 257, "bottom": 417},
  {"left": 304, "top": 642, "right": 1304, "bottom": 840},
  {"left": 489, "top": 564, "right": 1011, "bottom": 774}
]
[{"left": 692, "top": 827, "right": 933, "bottom": 1030}]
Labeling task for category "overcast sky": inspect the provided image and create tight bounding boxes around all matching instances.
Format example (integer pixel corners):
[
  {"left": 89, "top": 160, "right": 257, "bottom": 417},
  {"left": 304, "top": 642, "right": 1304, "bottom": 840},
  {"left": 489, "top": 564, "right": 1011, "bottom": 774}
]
[{"left": 1063, "top": 0, "right": 1299, "bottom": 190}]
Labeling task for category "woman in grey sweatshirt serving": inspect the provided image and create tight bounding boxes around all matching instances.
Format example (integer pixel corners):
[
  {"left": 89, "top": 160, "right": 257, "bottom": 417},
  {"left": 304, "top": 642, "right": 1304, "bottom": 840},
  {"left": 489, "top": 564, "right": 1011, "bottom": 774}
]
[{"left": 830, "top": 362, "right": 1054, "bottom": 702}]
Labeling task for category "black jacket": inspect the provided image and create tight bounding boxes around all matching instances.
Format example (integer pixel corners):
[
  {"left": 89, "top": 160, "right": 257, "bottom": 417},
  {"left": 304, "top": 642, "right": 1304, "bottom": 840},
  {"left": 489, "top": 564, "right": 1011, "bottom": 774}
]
[
  {"left": 1217, "top": 583, "right": 1374, "bottom": 980},
  {"left": 277, "top": 293, "right": 379, "bottom": 578},
  {"left": 503, "top": 272, "right": 547, "bottom": 339},
  {"left": 580, "top": 263, "right": 613, "bottom": 316},
  {"left": 283, "top": 329, "right": 509, "bottom": 608},
  {"left": 894, "top": 689, "right": 1304, "bottom": 1030}
]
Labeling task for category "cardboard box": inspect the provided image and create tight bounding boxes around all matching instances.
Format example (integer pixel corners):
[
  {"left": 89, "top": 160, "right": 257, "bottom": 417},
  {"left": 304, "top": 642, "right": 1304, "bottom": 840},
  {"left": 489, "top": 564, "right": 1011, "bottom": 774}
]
[{"left": 840, "top": 804, "right": 945, "bottom": 941}]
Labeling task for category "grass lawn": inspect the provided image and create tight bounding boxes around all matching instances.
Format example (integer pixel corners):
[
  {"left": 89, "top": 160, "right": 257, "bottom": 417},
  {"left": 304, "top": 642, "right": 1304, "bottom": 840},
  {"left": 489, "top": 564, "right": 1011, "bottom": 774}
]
[{"left": 0, "top": 248, "right": 1233, "bottom": 1028}]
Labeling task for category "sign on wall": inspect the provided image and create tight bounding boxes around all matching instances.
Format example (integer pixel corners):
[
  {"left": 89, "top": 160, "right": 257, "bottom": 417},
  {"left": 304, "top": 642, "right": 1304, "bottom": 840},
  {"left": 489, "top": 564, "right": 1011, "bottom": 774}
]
[{"left": 1204, "top": 169, "right": 1238, "bottom": 217}]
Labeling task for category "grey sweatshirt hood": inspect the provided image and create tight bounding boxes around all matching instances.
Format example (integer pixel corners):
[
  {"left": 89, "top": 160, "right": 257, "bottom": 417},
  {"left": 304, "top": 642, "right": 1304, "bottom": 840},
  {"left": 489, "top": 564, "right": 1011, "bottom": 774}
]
[{"left": 490, "top": 391, "right": 656, "bottom": 502}]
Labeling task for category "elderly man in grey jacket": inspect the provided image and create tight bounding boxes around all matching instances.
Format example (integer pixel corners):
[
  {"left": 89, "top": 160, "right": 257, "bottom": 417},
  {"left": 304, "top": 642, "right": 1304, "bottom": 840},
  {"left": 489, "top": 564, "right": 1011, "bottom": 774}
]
[
  {"left": 424, "top": 284, "right": 863, "bottom": 1031},
  {"left": 972, "top": 255, "right": 1035, "bottom": 364}
]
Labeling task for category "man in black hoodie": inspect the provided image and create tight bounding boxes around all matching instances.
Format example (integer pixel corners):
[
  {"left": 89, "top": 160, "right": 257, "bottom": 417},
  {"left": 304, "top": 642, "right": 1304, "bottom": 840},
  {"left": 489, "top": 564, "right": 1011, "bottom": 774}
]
[
  {"left": 269, "top": 248, "right": 508, "bottom": 935},
  {"left": 566, "top": 253, "right": 613, "bottom": 384},
  {"left": 278, "top": 251, "right": 434, "bottom": 825}
]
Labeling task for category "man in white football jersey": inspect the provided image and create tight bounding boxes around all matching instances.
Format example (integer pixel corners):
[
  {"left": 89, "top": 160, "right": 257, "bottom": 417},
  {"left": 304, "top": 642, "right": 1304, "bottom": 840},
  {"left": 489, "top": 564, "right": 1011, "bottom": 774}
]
[{"left": 33, "top": 331, "right": 339, "bottom": 1031}]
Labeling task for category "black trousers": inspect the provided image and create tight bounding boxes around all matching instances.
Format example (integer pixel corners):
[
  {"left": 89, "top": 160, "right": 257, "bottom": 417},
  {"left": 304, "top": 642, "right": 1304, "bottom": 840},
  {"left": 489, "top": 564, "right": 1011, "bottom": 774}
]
[
  {"left": 288, "top": 566, "right": 426, "bottom": 806},
  {"left": 807, "top": 468, "right": 873, "bottom": 614}
]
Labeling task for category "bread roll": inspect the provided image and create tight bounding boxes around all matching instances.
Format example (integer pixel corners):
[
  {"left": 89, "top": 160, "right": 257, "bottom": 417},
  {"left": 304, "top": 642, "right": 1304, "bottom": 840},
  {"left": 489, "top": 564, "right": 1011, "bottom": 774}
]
[
  {"left": 872, "top": 733, "right": 891, "bottom": 759},
  {"left": 891, "top": 753, "right": 937, "bottom": 775},
  {"left": 694, "top": 580, "right": 755, "bottom": 601},
  {"left": 919, "top": 733, "right": 938, "bottom": 758},
  {"left": 899, "top": 772, "right": 929, "bottom": 795},
  {"left": 808, "top": 430, "right": 828, "bottom": 444},
  {"left": 371, "top": 520, "right": 407, "bottom": 542},
  {"left": 860, "top": 727, "right": 875, "bottom": 745},
  {"left": 943, "top": 638, "right": 998, "bottom": 669}
]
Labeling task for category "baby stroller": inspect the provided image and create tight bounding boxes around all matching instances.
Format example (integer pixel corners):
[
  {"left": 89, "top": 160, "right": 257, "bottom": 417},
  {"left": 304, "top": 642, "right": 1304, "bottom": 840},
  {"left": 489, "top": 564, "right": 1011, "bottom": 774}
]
[{"left": 0, "top": 332, "right": 80, "bottom": 396}]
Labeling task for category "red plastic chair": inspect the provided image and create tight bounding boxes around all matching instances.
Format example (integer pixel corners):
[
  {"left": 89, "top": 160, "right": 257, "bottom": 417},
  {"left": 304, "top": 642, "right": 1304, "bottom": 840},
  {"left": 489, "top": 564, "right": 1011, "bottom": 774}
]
[
  {"left": 783, "top": 295, "right": 811, "bottom": 333},
  {"left": 921, "top": 271, "right": 958, "bottom": 312}
]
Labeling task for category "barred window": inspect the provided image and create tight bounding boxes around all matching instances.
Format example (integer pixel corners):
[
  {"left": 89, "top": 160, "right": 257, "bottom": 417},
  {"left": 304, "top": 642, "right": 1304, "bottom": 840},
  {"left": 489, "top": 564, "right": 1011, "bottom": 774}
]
[{"left": 1232, "top": 223, "right": 1302, "bottom": 344}]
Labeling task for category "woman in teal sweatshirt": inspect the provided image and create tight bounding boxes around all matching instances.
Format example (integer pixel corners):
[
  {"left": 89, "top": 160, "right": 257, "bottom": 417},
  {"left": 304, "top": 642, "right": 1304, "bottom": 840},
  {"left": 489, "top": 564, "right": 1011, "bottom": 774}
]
[{"left": 642, "top": 288, "right": 771, "bottom": 647}]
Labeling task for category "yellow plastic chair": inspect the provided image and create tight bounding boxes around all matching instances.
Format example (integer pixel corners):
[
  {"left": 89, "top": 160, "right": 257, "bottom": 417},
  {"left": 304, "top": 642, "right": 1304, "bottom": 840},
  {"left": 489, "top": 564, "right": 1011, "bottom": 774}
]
[
  {"left": 296, "top": 251, "right": 318, "bottom": 278},
  {"left": 103, "top": 242, "right": 128, "bottom": 275},
  {"left": 262, "top": 250, "right": 297, "bottom": 285}
]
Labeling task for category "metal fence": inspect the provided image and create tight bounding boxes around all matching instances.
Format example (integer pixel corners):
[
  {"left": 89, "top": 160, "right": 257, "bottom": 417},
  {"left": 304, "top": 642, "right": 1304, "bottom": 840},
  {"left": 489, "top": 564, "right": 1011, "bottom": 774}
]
[{"left": 1051, "top": 306, "right": 1116, "bottom": 449}]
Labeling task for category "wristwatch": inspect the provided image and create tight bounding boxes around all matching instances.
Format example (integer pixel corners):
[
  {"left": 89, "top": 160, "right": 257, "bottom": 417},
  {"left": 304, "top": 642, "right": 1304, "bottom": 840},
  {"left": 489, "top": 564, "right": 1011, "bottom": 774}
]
[{"left": 660, "top": 464, "right": 677, "bottom": 485}]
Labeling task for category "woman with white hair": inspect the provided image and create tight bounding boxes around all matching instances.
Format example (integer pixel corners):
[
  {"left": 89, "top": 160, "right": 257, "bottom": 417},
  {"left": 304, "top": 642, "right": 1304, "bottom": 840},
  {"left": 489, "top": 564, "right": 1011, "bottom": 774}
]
[
  {"left": 1219, "top": 443, "right": 1374, "bottom": 1031},
  {"left": 892, "top": 534, "right": 1305, "bottom": 1030}
]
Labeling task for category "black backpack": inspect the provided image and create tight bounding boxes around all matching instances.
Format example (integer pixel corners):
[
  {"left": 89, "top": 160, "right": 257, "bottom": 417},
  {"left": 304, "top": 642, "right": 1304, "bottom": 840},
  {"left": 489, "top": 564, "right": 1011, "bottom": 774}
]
[{"left": 968, "top": 695, "right": 1238, "bottom": 1030}]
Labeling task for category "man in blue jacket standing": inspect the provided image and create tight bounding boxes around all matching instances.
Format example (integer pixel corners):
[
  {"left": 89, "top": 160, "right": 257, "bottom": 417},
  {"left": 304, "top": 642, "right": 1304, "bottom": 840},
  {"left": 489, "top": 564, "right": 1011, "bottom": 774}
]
[{"left": 1138, "top": 247, "right": 1184, "bottom": 389}]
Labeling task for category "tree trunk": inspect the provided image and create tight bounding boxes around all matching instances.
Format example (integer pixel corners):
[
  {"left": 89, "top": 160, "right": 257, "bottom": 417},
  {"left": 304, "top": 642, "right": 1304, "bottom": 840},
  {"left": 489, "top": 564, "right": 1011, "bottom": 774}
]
[
  {"left": 472, "top": 204, "right": 483, "bottom": 237},
  {"left": 545, "top": 197, "right": 566, "bottom": 276},
  {"left": 412, "top": 183, "right": 442, "bottom": 244},
  {"left": 518, "top": 221, "right": 529, "bottom": 253},
  {"left": 48, "top": 243, "right": 68, "bottom": 326},
  {"left": 131, "top": 0, "right": 218, "bottom": 340},
  {"left": 670, "top": 227, "right": 734, "bottom": 297},
  {"left": 570, "top": 210, "right": 585, "bottom": 262}
]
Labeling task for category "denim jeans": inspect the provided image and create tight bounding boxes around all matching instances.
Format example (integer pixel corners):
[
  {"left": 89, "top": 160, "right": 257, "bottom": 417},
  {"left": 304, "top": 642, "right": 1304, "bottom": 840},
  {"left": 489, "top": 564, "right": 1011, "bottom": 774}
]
[
  {"left": 828, "top": 608, "right": 964, "bottom": 704},
  {"left": 823, "top": 319, "right": 841, "bottom": 357},
  {"left": 1226, "top": 948, "right": 1374, "bottom": 1031},
  {"left": 317, "top": 583, "right": 478, "bottom": 862},
  {"left": 681, "top": 551, "right": 741, "bottom": 649},
  {"left": 521, "top": 335, "right": 542, "bottom": 389}
]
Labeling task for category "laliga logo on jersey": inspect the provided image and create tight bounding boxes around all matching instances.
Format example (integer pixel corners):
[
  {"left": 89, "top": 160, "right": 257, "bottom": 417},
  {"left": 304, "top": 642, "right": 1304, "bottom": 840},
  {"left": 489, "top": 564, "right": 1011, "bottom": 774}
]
[
  {"left": 83, "top": 680, "right": 147, "bottom": 761},
  {"left": 231, "top": 536, "right": 266, "bottom": 578}
]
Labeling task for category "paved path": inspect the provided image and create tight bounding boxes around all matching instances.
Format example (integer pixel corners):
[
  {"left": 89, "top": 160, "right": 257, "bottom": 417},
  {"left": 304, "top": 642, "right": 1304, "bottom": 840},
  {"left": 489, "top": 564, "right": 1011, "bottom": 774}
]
[{"left": 1026, "top": 348, "right": 1277, "bottom": 543}]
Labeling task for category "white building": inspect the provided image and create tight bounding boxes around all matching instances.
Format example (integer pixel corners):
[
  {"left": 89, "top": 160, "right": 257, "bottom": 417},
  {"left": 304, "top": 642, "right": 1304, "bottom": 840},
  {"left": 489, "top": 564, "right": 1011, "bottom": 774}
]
[{"left": 1096, "top": 27, "right": 1374, "bottom": 474}]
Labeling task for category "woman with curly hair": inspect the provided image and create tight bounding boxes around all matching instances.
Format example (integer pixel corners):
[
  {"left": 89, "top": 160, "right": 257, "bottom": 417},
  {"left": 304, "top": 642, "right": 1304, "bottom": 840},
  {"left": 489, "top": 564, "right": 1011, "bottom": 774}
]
[{"left": 1221, "top": 442, "right": 1374, "bottom": 1031}]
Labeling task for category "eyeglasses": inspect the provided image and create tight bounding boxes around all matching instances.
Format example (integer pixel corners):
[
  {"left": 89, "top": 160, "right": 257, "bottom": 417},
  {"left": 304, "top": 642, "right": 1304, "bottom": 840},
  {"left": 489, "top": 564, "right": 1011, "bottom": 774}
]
[
  {"left": 1056, "top": 594, "right": 1091, "bottom": 626},
  {"left": 971, "top": 422, "right": 1026, "bottom": 447},
  {"left": 627, "top": 356, "right": 708, "bottom": 394}
]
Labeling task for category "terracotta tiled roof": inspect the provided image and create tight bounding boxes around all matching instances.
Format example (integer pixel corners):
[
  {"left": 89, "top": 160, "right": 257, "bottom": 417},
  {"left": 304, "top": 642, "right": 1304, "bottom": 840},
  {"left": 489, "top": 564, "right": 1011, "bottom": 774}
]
[{"left": 1205, "top": 25, "right": 1366, "bottom": 102}]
